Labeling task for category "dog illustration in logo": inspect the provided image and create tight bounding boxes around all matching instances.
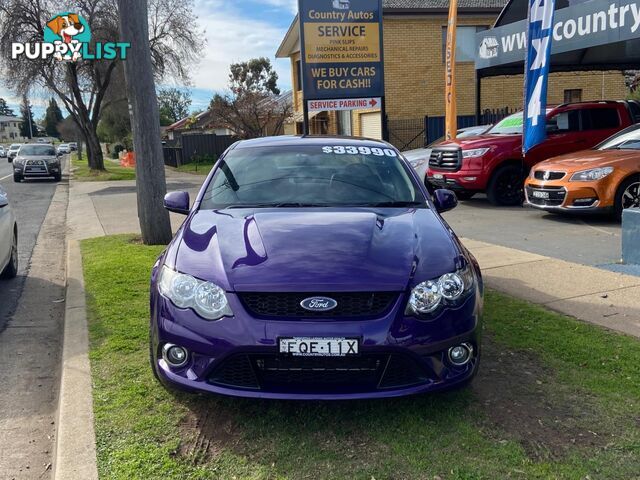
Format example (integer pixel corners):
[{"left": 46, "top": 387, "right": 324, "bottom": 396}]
[
  {"left": 332, "top": 0, "right": 350, "bottom": 10},
  {"left": 46, "top": 14, "right": 85, "bottom": 61}
]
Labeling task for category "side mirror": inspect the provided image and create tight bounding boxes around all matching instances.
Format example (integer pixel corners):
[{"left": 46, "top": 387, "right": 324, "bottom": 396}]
[
  {"left": 433, "top": 189, "right": 458, "bottom": 213},
  {"left": 164, "top": 191, "right": 190, "bottom": 215}
]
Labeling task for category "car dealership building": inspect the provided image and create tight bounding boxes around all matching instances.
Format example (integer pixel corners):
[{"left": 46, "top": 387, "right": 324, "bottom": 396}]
[{"left": 276, "top": 0, "right": 628, "bottom": 148}]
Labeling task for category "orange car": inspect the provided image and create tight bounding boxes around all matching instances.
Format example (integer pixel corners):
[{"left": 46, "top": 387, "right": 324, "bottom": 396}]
[{"left": 525, "top": 124, "right": 640, "bottom": 220}]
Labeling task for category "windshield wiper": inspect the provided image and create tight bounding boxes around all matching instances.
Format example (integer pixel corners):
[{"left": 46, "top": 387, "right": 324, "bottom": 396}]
[
  {"left": 359, "top": 201, "right": 425, "bottom": 208},
  {"left": 225, "top": 202, "right": 325, "bottom": 209}
]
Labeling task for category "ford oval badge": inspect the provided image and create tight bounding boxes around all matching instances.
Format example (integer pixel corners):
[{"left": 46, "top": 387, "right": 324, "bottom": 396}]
[{"left": 300, "top": 296, "right": 338, "bottom": 312}]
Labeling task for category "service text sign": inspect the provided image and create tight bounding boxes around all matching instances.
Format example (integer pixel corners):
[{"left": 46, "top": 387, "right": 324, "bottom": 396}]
[{"left": 298, "top": 0, "right": 384, "bottom": 101}]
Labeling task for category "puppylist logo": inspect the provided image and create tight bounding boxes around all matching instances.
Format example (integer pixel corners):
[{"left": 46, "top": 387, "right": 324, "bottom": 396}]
[{"left": 12, "top": 12, "right": 130, "bottom": 62}]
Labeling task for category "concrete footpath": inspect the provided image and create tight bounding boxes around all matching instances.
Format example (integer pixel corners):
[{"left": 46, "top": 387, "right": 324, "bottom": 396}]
[{"left": 54, "top": 170, "right": 640, "bottom": 475}]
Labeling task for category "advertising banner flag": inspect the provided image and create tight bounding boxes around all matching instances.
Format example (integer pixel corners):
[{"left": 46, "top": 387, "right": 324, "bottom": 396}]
[
  {"left": 523, "top": 0, "right": 556, "bottom": 154},
  {"left": 298, "top": 0, "right": 384, "bottom": 102},
  {"left": 444, "top": 0, "right": 458, "bottom": 140}
]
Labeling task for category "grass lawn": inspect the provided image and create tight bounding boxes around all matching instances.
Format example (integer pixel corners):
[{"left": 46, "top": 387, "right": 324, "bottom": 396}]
[
  {"left": 72, "top": 153, "right": 136, "bottom": 181},
  {"left": 82, "top": 235, "right": 640, "bottom": 480},
  {"left": 173, "top": 159, "right": 215, "bottom": 175}
]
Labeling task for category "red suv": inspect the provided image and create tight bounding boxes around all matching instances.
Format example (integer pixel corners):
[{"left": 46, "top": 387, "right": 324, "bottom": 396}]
[{"left": 427, "top": 101, "right": 640, "bottom": 205}]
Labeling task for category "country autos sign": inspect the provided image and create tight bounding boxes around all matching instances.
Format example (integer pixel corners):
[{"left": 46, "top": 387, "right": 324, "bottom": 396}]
[
  {"left": 476, "top": 0, "right": 640, "bottom": 69},
  {"left": 298, "top": 0, "right": 384, "bottom": 101}
]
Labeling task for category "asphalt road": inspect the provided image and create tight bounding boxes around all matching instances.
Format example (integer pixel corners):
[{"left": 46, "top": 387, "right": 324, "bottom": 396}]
[
  {"left": 0, "top": 155, "right": 65, "bottom": 331},
  {"left": 443, "top": 194, "right": 622, "bottom": 267}
]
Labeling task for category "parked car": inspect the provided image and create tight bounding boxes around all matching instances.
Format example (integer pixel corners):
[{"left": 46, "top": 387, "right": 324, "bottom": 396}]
[
  {"left": 0, "top": 146, "right": 5, "bottom": 158},
  {"left": 150, "top": 136, "right": 483, "bottom": 399},
  {"left": 12, "top": 144, "right": 62, "bottom": 182},
  {"left": 0, "top": 185, "right": 18, "bottom": 279},
  {"left": 57, "top": 144, "right": 71, "bottom": 155},
  {"left": 69, "top": 142, "right": 78, "bottom": 151},
  {"left": 7, "top": 144, "right": 21, "bottom": 163},
  {"left": 525, "top": 123, "right": 640, "bottom": 220},
  {"left": 428, "top": 101, "right": 639, "bottom": 205},
  {"left": 37, "top": 138, "right": 47, "bottom": 143},
  {"left": 404, "top": 125, "right": 493, "bottom": 194}
]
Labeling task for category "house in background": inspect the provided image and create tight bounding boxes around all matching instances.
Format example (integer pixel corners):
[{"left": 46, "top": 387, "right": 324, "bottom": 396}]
[
  {"left": 164, "top": 111, "right": 234, "bottom": 142},
  {"left": 276, "top": 0, "right": 627, "bottom": 149},
  {"left": 165, "top": 91, "right": 293, "bottom": 142},
  {"left": 0, "top": 116, "right": 24, "bottom": 142}
]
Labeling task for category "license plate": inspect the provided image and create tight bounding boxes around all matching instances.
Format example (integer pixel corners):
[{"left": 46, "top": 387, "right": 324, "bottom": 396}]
[
  {"left": 532, "top": 190, "right": 549, "bottom": 199},
  {"left": 433, "top": 174, "right": 444, "bottom": 180},
  {"left": 279, "top": 337, "right": 359, "bottom": 357}
]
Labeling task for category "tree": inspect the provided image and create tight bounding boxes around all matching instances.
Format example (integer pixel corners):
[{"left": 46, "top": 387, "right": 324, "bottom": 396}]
[
  {"left": 117, "top": 0, "right": 172, "bottom": 245},
  {"left": 19, "top": 96, "right": 35, "bottom": 138},
  {"left": 209, "top": 58, "right": 291, "bottom": 139},
  {"left": 97, "top": 64, "right": 131, "bottom": 143},
  {"left": 44, "top": 98, "right": 64, "bottom": 138},
  {"left": 158, "top": 88, "right": 192, "bottom": 126},
  {"left": 0, "top": 0, "right": 204, "bottom": 171},
  {"left": 0, "top": 98, "right": 15, "bottom": 116}
]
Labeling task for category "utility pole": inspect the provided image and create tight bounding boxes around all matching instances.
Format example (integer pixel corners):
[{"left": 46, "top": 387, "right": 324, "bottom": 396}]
[{"left": 117, "top": 0, "right": 173, "bottom": 245}]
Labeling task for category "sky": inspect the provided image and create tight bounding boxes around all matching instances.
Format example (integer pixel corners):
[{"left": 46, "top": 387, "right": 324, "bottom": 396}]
[{"left": 0, "top": 0, "right": 296, "bottom": 120}]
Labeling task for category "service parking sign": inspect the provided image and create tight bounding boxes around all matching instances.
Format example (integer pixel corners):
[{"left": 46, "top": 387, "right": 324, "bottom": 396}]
[{"left": 298, "top": 0, "right": 384, "bottom": 101}]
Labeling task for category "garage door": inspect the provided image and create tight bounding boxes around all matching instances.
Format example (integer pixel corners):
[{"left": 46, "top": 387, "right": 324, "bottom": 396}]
[{"left": 360, "top": 112, "right": 382, "bottom": 140}]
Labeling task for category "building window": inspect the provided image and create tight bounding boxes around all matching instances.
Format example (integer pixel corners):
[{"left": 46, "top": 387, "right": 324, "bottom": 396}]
[
  {"left": 442, "top": 26, "right": 488, "bottom": 63},
  {"left": 564, "top": 89, "right": 582, "bottom": 103},
  {"left": 295, "top": 60, "right": 302, "bottom": 92},
  {"left": 337, "top": 110, "right": 352, "bottom": 136}
]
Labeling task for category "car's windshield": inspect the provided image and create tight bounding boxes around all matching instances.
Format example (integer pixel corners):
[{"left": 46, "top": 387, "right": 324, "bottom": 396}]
[
  {"left": 487, "top": 112, "right": 524, "bottom": 135},
  {"left": 10, "top": 144, "right": 21, "bottom": 150},
  {"left": 200, "top": 144, "right": 426, "bottom": 209},
  {"left": 597, "top": 125, "right": 640, "bottom": 150},
  {"left": 19, "top": 145, "right": 56, "bottom": 156}
]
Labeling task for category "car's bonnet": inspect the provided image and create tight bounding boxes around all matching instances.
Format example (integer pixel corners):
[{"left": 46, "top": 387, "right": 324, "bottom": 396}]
[
  {"left": 171, "top": 208, "right": 460, "bottom": 292},
  {"left": 533, "top": 149, "right": 640, "bottom": 171}
]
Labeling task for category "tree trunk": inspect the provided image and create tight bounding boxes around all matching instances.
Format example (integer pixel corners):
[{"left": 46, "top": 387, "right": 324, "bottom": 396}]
[
  {"left": 84, "top": 126, "right": 104, "bottom": 171},
  {"left": 117, "top": 0, "right": 172, "bottom": 245}
]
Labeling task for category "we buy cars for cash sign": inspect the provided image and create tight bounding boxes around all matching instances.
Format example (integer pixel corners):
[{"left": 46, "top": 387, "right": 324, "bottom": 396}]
[{"left": 298, "top": 0, "right": 384, "bottom": 101}]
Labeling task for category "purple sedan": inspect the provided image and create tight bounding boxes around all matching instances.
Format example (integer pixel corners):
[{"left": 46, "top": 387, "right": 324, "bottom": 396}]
[{"left": 150, "top": 136, "right": 483, "bottom": 400}]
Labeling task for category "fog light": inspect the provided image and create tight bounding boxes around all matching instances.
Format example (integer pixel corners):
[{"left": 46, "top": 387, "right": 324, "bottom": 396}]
[
  {"left": 462, "top": 177, "right": 477, "bottom": 182},
  {"left": 447, "top": 343, "right": 473, "bottom": 366},
  {"left": 162, "top": 343, "right": 189, "bottom": 368},
  {"left": 572, "top": 197, "right": 597, "bottom": 207}
]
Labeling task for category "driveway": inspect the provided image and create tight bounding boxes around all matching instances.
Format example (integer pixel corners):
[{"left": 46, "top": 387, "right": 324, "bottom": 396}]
[{"left": 443, "top": 195, "right": 622, "bottom": 267}]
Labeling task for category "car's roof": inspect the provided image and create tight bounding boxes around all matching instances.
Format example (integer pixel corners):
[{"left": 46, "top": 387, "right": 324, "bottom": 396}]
[{"left": 233, "top": 135, "right": 394, "bottom": 150}]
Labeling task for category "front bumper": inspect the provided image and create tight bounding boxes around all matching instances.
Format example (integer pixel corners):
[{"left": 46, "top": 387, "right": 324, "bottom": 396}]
[
  {"left": 524, "top": 181, "right": 614, "bottom": 213},
  {"left": 150, "top": 289, "right": 482, "bottom": 400},
  {"left": 427, "top": 169, "right": 485, "bottom": 192},
  {"left": 14, "top": 161, "right": 60, "bottom": 178}
]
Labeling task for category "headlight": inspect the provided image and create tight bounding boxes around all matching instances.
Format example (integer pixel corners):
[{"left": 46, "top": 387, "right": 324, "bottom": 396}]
[
  {"left": 407, "top": 265, "right": 475, "bottom": 315},
  {"left": 569, "top": 167, "right": 614, "bottom": 182},
  {"left": 461, "top": 148, "right": 490, "bottom": 159},
  {"left": 158, "top": 266, "right": 232, "bottom": 320},
  {"left": 13, "top": 158, "right": 24, "bottom": 165},
  {"left": 409, "top": 158, "right": 427, "bottom": 169}
]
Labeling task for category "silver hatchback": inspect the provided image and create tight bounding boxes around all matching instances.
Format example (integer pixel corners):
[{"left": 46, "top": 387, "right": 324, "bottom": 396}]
[{"left": 0, "top": 186, "right": 17, "bottom": 279}]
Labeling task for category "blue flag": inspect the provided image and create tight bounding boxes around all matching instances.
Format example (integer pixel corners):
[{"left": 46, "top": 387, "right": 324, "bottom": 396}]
[{"left": 523, "top": 0, "right": 556, "bottom": 154}]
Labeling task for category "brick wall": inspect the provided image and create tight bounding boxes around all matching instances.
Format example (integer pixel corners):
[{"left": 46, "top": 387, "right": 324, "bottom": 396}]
[{"left": 383, "top": 15, "right": 628, "bottom": 120}]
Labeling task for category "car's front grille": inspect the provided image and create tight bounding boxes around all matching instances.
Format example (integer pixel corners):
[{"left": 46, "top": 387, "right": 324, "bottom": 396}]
[
  {"left": 534, "top": 170, "right": 566, "bottom": 181},
  {"left": 526, "top": 185, "right": 567, "bottom": 207},
  {"left": 208, "top": 353, "right": 429, "bottom": 393},
  {"left": 238, "top": 292, "right": 397, "bottom": 319},
  {"left": 429, "top": 147, "right": 462, "bottom": 171}
]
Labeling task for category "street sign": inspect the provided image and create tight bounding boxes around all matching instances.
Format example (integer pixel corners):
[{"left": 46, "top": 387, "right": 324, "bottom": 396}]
[
  {"left": 307, "top": 97, "right": 381, "bottom": 112},
  {"left": 298, "top": 0, "right": 384, "bottom": 101}
]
